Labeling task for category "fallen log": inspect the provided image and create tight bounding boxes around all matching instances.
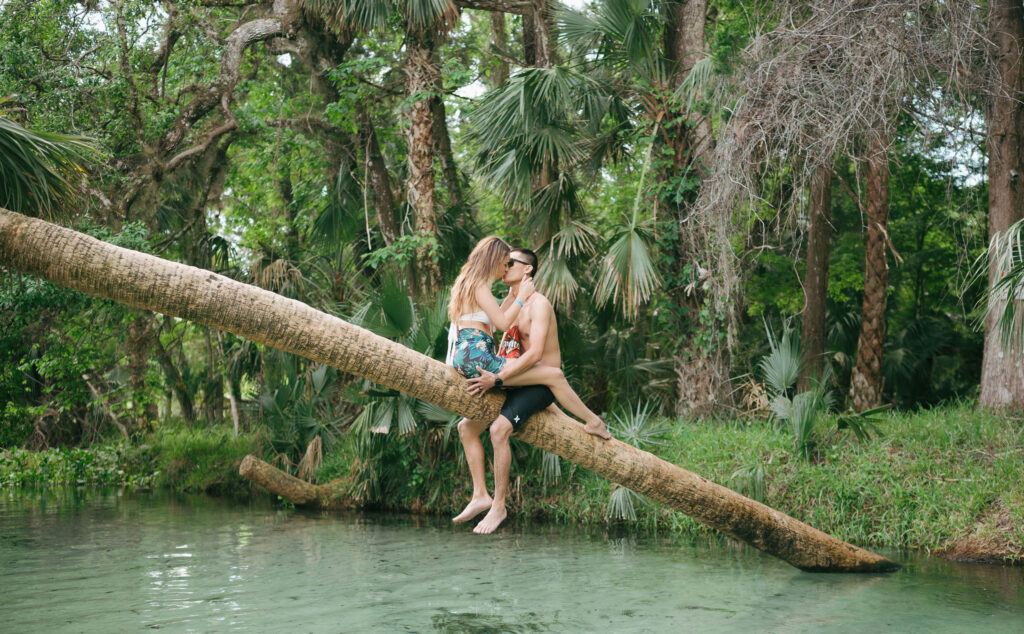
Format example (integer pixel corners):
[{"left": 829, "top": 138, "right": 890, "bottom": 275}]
[{"left": 0, "top": 208, "right": 898, "bottom": 572}]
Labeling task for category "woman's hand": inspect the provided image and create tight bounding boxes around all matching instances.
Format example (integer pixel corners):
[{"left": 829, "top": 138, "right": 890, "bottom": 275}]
[{"left": 517, "top": 276, "right": 535, "bottom": 303}]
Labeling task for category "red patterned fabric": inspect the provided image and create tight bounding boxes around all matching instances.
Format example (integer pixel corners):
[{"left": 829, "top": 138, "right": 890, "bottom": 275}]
[{"left": 497, "top": 325, "right": 522, "bottom": 359}]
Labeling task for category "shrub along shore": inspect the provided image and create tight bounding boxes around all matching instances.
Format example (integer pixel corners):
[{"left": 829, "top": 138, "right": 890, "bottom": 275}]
[{"left": 2, "top": 404, "right": 1021, "bottom": 565}]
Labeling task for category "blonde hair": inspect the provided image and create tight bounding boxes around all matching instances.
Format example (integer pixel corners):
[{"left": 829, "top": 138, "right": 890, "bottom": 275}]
[{"left": 448, "top": 236, "right": 511, "bottom": 321}]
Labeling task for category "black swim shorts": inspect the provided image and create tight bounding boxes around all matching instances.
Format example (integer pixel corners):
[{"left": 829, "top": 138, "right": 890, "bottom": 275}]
[{"left": 500, "top": 384, "right": 555, "bottom": 430}]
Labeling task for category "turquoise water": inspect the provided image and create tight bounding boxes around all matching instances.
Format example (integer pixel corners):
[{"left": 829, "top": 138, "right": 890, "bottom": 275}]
[{"left": 1, "top": 487, "right": 1021, "bottom": 633}]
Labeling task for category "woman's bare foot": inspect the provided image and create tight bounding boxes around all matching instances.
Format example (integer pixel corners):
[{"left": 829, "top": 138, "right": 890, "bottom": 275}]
[
  {"left": 584, "top": 418, "right": 612, "bottom": 440},
  {"left": 453, "top": 496, "right": 492, "bottom": 523},
  {"left": 473, "top": 505, "right": 507, "bottom": 534}
]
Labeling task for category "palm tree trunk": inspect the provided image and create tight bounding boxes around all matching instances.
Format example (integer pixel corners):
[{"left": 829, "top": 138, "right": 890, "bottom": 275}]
[
  {"left": 981, "top": 0, "right": 1024, "bottom": 408},
  {"left": 799, "top": 164, "right": 833, "bottom": 390},
  {"left": 0, "top": 207, "right": 895, "bottom": 573},
  {"left": 405, "top": 36, "right": 443, "bottom": 296},
  {"left": 848, "top": 136, "right": 890, "bottom": 411}
]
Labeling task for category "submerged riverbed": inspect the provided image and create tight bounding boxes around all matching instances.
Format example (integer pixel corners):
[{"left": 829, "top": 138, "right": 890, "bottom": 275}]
[{"left": 1, "top": 487, "right": 1021, "bottom": 632}]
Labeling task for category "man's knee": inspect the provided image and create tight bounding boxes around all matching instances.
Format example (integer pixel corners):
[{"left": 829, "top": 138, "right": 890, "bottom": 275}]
[{"left": 490, "top": 417, "right": 513, "bottom": 443}]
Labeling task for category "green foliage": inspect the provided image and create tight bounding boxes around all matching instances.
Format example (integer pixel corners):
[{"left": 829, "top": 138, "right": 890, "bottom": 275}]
[
  {"left": 257, "top": 362, "right": 343, "bottom": 467},
  {"left": 975, "top": 217, "right": 1024, "bottom": 353},
  {"left": 0, "top": 443, "right": 152, "bottom": 488},
  {"left": 148, "top": 426, "right": 259, "bottom": 495},
  {"left": 604, "top": 400, "right": 668, "bottom": 520}
]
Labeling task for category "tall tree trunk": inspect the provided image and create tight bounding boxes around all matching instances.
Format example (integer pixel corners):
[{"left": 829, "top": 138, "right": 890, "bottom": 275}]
[
  {"left": 981, "top": 0, "right": 1024, "bottom": 408},
  {"left": 661, "top": 0, "right": 728, "bottom": 416},
  {"left": 153, "top": 325, "right": 196, "bottom": 424},
  {"left": 530, "top": 0, "right": 556, "bottom": 68},
  {"left": 0, "top": 207, "right": 896, "bottom": 573},
  {"left": 431, "top": 95, "right": 463, "bottom": 207},
  {"left": 799, "top": 164, "right": 833, "bottom": 390},
  {"left": 356, "top": 107, "right": 399, "bottom": 247},
  {"left": 848, "top": 136, "right": 890, "bottom": 411},
  {"left": 405, "top": 35, "right": 443, "bottom": 296},
  {"left": 127, "top": 312, "right": 158, "bottom": 430},
  {"left": 490, "top": 12, "right": 509, "bottom": 87},
  {"left": 522, "top": 10, "right": 537, "bottom": 66}
]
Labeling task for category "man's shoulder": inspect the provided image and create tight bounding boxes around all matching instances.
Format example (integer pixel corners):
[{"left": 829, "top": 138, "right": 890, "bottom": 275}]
[{"left": 528, "top": 293, "right": 553, "bottom": 312}]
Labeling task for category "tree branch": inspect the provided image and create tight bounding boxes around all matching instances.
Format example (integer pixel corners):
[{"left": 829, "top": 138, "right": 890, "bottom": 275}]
[{"left": 455, "top": 0, "right": 532, "bottom": 15}]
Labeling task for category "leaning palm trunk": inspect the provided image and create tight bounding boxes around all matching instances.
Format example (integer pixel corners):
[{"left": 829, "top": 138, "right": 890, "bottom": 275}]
[{"left": 0, "top": 208, "right": 895, "bottom": 573}]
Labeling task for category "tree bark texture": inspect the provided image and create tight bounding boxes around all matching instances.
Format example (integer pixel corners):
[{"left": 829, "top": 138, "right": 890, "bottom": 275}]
[
  {"left": 356, "top": 107, "right": 400, "bottom": 247},
  {"left": 848, "top": 136, "right": 890, "bottom": 411},
  {"left": 405, "top": 36, "right": 443, "bottom": 296},
  {"left": 431, "top": 95, "right": 463, "bottom": 208},
  {"left": 981, "top": 0, "right": 1024, "bottom": 408},
  {"left": 0, "top": 208, "right": 896, "bottom": 573},
  {"left": 127, "top": 312, "right": 158, "bottom": 429},
  {"left": 661, "top": 0, "right": 729, "bottom": 416},
  {"left": 799, "top": 165, "right": 833, "bottom": 391},
  {"left": 239, "top": 455, "right": 348, "bottom": 507},
  {"left": 490, "top": 12, "right": 510, "bottom": 87}
]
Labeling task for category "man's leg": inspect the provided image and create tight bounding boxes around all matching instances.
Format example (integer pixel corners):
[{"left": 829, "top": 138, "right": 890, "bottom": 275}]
[
  {"left": 474, "top": 416, "right": 514, "bottom": 534},
  {"left": 501, "top": 365, "right": 611, "bottom": 439},
  {"left": 453, "top": 417, "right": 493, "bottom": 523}
]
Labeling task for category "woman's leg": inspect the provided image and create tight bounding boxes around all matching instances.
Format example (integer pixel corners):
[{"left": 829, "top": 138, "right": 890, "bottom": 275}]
[
  {"left": 501, "top": 365, "right": 610, "bottom": 438},
  {"left": 453, "top": 417, "right": 493, "bottom": 522}
]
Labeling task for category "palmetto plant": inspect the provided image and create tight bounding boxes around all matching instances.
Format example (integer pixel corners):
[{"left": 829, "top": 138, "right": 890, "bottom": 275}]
[
  {"left": 348, "top": 270, "right": 456, "bottom": 435},
  {"left": 976, "top": 217, "right": 1024, "bottom": 352},
  {"left": 760, "top": 323, "right": 831, "bottom": 459},
  {"left": 605, "top": 401, "right": 668, "bottom": 520},
  {"left": 0, "top": 98, "right": 98, "bottom": 217},
  {"left": 259, "top": 362, "right": 343, "bottom": 468}
]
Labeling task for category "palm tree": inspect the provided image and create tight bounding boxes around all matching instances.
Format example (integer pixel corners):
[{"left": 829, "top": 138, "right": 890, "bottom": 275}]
[
  {"left": 305, "top": 0, "right": 460, "bottom": 296},
  {"left": 0, "top": 206, "right": 895, "bottom": 573},
  {"left": 980, "top": 0, "right": 1024, "bottom": 407},
  {"left": 848, "top": 134, "right": 891, "bottom": 411}
]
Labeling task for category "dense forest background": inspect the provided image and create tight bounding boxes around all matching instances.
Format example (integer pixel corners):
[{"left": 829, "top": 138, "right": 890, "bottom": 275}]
[{"left": 2, "top": 0, "right": 1022, "bottom": 466}]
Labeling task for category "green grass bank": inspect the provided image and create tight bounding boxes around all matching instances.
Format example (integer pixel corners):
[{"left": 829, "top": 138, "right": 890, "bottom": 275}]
[{"left": 2, "top": 404, "right": 1021, "bottom": 564}]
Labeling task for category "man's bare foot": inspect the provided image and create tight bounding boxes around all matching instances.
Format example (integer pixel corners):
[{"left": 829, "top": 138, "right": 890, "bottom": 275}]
[
  {"left": 453, "top": 497, "right": 492, "bottom": 523},
  {"left": 584, "top": 419, "right": 612, "bottom": 440},
  {"left": 473, "top": 505, "right": 507, "bottom": 534}
]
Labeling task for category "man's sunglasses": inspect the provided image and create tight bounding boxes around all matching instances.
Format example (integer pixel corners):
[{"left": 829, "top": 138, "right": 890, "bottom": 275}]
[{"left": 506, "top": 257, "right": 530, "bottom": 268}]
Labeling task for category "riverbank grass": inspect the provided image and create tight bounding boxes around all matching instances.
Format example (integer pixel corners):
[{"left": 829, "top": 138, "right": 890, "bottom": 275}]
[{"left": 2, "top": 404, "right": 1021, "bottom": 563}]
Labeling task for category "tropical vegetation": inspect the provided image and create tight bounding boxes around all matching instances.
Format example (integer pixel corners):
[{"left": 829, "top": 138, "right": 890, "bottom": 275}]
[{"left": 1, "top": 0, "right": 1023, "bottom": 562}]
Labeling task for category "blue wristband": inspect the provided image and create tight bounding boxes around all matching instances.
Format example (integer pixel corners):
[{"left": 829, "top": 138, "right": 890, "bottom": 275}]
[{"left": 515, "top": 298, "right": 524, "bottom": 308}]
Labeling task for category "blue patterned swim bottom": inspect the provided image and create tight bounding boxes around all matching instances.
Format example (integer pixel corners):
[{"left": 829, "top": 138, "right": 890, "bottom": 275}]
[{"left": 451, "top": 328, "right": 506, "bottom": 379}]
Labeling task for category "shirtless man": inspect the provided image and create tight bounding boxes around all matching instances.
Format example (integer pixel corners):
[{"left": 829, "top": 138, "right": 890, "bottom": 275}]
[{"left": 452, "top": 248, "right": 611, "bottom": 535}]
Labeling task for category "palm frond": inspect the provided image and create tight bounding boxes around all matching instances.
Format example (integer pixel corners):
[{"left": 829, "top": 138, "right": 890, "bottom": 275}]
[
  {"left": 541, "top": 450, "right": 561, "bottom": 487},
  {"left": 675, "top": 55, "right": 716, "bottom": 108},
  {"left": 730, "top": 463, "right": 766, "bottom": 503},
  {"left": 535, "top": 252, "right": 580, "bottom": 309},
  {"left": 606, "top": 484, "right": 644, "bottom": 521},
  {"left": 593, "top": 220, "right": 659, "bottom": 319},
  {"left": 0, "top": 105, "right": 99, "bottom": 217},
  {"left": 608, "top": 400, "right": 668, "bottom": 450},
  {"left": 759, "top": 324, "right": 801, "bottom": 397},
  {"left": 979, "top": 218, "right": 1024, "bottom": 352}
]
